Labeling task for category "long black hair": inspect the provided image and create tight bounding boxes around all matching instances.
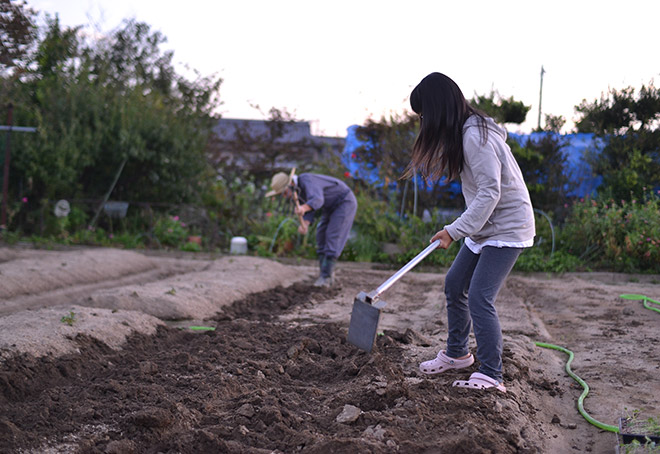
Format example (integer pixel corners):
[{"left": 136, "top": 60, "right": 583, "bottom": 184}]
[{"left": 403, "top": 72, "right": 488, "bottom": 181}]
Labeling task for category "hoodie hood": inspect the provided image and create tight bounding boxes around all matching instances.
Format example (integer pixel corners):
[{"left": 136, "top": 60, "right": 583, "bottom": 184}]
[{"left": 464, "top": 114, "right": 507, "bottom": 141}]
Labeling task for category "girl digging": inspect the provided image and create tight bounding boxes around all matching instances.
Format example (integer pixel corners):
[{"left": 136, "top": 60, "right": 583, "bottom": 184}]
[{"left": 406, "top": 73, "right": 535, "bottom": 392}]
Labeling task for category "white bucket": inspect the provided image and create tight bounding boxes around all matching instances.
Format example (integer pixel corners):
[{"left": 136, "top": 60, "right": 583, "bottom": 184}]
[{"left": 230, "top": 236, "right": 248, "bottom": 255}]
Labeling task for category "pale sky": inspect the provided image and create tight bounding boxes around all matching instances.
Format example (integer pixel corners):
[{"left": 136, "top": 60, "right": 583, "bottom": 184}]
[{"left": 25, "top": 0, "right": 660, "bottom": 137}]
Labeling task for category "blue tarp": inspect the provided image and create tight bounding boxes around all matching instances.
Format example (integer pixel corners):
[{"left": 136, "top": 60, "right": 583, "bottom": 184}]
[
  {"left": 508, "top": 131, "right": 606, "bottom": 197},
  {"left": 342, "top": 125, "right": 462, "bottom": 196},
  {"left": 343, "top": 125, "right": 607, "bottom": 198}
]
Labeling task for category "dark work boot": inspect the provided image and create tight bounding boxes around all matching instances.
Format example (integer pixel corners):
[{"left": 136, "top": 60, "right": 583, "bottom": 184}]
[
  {"left": 314, "top": 254, "right": 326, "bottom": 287},
  {"left": 314, "top": 256, "right": 336, "bottom": 287},
  {"left": 316, "top": 254, "right": 325, "bottom": 278}
]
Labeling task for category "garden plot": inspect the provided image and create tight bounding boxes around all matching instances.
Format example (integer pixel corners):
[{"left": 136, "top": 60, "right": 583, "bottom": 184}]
[{"left": 0, "top": 246, "right": 659, "bottom": 453}]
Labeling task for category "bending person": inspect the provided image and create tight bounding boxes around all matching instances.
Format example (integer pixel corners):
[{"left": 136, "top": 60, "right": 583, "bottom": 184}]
[{"left": 266, "top": 169, "right": 357, "bottom": 287}]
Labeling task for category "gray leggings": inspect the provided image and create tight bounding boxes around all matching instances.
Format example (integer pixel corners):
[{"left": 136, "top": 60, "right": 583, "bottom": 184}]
[{"left": 444, "top": 244, "right": 523, "bottom": 382}]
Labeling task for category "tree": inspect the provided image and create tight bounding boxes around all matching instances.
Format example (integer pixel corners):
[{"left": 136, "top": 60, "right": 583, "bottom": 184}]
[
  {"left": 92, "top": 19, "right": 176, "bottom": 94},
  {"left": 351, "top": 91, "right": 533, "bottom": 216},
  {"left": 6, "top": 16, "right": 86, "bottom": 204},
  {"left": 575, "top": 83, "right": 660, "bottom": 134},
  {"left": 0, "top": 0, "right": 36, "bottom": 72},
  {"left": 352, "top": 112, "right": 463, "bottom": 216},
  {"left": 509, "top": 134, "right": 575, "bottom": 220},
  {"left": 470, "top": 90, "right": 531, "bottom": 125},
  {"left": 574, "top": 82, "right": 660, "bottom": 201},
  {"left": 354, "top": 113, "right": 416, "bottom": 187},
  {"left": 32, "top": 15, "right": 80, "bottom": 76},
  {"left": 7, "top": 17, "right": 222, "bottom": 233},
  {"left": 539, "top": 114, "right": 566, "bottom": 133}
]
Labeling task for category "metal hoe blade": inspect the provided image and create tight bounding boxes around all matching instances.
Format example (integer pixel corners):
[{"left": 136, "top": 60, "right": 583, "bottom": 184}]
[
  {"left": 347, "top": 292, "right": 386, "bottom": 352},
  {"left": 347, "top": 240, "right": 441, "bottom": 352}
]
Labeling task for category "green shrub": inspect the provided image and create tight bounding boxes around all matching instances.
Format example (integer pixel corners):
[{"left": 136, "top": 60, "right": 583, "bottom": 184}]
[
  {"left": 153, "top": 215, "right": 190, "bottom": 248},
  {"left": 208, "top": 172, "right": 267, "bottom": 245},
  {"left": 67, "top": 206, "right": 89, "bottom": 232},
  {"left": 109, "top": 232, "right": 144, "bottom": 249},
  {"left": 249, "top": 213, "right": 315, "bottom": 259},
  {"left": 4, "top": 154, "right": 658, "bottom": 276},
  {"left": 532, "top": 210, "right": 557, "bottom": 256},
  {"left": 389, "top": 214, "right": 459, "bottom": 267},
  {"left": 351, "top": 191, "right": 402, "bottom": 244},
  {"left": 0, "top": 229, "right": 21, "bottom": 244},
  {"left": 343, "top": 232, "right": 386, "bottom": 263},
  {"left": 561, "top": 191, "right": 660, "bottom": 272},
  {"left": 514, "top": 248, "right": 581, "bottom": 273},
  {"left": 181, "top": 241, "right": 202, "bottom": 252}
]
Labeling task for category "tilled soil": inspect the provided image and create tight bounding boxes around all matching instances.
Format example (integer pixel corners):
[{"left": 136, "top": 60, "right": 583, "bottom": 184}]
[
  {"left": 2, "top": 246, "right": 659, "bottom": 454},
  {"left": 1, "top": 283, "right": 553, "bottom": 454}
]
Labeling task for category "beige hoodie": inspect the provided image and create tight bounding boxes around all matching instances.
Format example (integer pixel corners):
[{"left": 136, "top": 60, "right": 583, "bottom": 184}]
[{"left": 444, "top": 115, "right": 536, "bottom": 244}]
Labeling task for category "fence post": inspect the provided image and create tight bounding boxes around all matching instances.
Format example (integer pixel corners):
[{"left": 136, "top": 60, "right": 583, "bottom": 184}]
[{"left": 1, "top": 104, "right": 13, "bottom": 228}]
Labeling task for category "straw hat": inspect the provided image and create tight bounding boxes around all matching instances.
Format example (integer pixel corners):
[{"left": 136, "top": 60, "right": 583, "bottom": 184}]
[{"left": 265, "top": 168, "right": 296, "bottom": 197}]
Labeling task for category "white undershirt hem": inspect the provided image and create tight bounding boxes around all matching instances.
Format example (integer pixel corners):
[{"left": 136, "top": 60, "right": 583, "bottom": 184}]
[{"left": 464, "top": 237, "right": 534, "bottom": 254}]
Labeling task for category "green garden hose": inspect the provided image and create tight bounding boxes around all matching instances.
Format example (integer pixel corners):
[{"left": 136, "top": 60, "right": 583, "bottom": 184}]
[
  {"left": 535, "top": 293, "right": 658, "bottom": 433},
  {"left": 188, "top": 326, "right": 216, "bottom": 331},
  {"left": 619, "top": 293, "right": 660, "bottom": 314},
  {"left": 534, "top": 342, "right": 620, "bottom": 433}
]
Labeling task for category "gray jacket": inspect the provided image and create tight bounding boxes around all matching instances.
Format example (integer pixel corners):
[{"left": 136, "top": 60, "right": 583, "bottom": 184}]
[{"left": 444, "top": 115, "right": 535, "bottom": 244}]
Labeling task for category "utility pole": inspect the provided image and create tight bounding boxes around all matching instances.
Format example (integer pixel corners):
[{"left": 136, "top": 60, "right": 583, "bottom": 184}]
[{"left": 537, "top": 65, "right": 545, "bottom": 130}]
